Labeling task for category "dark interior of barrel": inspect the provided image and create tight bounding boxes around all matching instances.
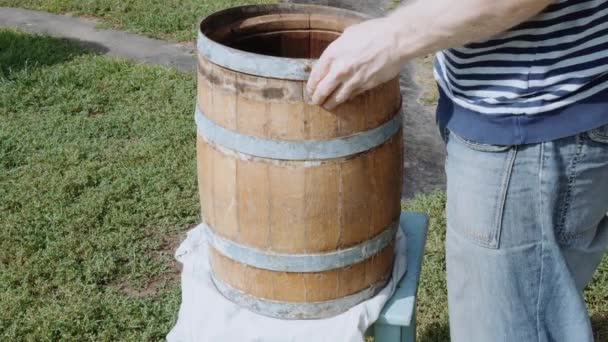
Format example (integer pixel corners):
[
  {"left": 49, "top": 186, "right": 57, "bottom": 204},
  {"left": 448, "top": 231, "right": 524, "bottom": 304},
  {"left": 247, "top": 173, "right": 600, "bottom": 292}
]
[
  {"left": 227, "top": 28, "right": 340, "bottom": 59},
  {"left": 204, "top": 11, "right": 361, "bottom": 59}
]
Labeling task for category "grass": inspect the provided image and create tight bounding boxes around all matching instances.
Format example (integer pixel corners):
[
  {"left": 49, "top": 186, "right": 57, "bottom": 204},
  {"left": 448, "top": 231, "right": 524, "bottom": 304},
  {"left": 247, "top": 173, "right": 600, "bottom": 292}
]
[
  {"left": 388, "top": 0, "right": 404, "bottom": 11},
  {"left": 0, "top": 29, "right": 198, "bottom": 340},
  {"left": 402, "top": 192, "right": 450, "bottom": 341},
  {"left": 1, "top": 29, "right": 606, "bottom": 341},
  {"left": 0, "top": 0, "right": 276, "bottom": 42}
]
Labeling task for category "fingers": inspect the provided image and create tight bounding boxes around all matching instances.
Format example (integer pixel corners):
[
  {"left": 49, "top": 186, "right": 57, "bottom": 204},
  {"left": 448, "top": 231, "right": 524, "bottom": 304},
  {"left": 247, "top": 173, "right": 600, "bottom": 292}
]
[
  {"left": 306, "top": 50, "right": 333, "bottom": 95},
  {"left": 306, "top": 33, "right": 364, "bottom": 108},
  {"left": 309, "top": 67, "right": 344, "bottom": 106},
  {"left": 322, "top": 80, "right": 359, "bottom": 110}
]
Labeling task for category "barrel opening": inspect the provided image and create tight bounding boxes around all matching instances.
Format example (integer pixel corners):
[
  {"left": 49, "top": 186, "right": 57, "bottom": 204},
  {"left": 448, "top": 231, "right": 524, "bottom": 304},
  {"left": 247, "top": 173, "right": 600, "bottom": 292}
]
[
  {"left": 201, "top": 6, "right": 365, "bottom": 60},
  {"left": 227, "top": 29, "right": 340, "bottom": 59}
]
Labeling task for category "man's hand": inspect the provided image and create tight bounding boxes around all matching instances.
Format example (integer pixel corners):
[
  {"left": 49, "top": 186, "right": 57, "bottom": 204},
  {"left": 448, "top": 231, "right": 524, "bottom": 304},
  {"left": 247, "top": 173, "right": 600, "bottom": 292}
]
[
  {"left": 306, "top": 18, "right": 403, "bottom": 110},
  {"left": 305, "top": 0, "right": 552, "bottom": 110}
]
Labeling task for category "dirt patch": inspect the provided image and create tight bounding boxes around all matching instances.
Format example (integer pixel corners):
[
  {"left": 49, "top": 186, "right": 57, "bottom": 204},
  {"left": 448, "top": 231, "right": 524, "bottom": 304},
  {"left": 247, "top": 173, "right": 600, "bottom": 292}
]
[
  {"left": 114, "top": 273, "right": 179, "bottom": 298},
  {"left": 113, "top": 226, "right": 190, "bottom": 297},
  {"left": 413, "top": 55, "right": 439, "bottom": 107},
  {"left": 151, "top": 226, "right": 191, "bottom": 273},
  {"left": 592, "top": 313, "right": 608, "bottom": 341}
]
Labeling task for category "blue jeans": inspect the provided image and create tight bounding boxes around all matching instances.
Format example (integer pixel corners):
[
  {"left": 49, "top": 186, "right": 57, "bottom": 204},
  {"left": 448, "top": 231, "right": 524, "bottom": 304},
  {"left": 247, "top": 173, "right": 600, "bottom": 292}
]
[{"left": 444, "top": 124, "right": 608, "bottom": 342}]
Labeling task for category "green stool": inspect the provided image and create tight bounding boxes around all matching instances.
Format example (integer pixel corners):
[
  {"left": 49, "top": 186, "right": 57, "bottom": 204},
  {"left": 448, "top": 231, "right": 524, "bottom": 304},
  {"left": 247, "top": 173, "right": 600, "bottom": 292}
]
[{"left": 368, "top": 212, "right": 429, "bottom": 342}]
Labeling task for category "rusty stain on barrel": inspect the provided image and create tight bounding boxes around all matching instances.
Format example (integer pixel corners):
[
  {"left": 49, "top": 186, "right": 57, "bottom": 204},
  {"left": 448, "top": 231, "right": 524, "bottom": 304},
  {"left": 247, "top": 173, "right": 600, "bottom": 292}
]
[{"left": 196, "top": 3, "right": 404, "bottom": 319}]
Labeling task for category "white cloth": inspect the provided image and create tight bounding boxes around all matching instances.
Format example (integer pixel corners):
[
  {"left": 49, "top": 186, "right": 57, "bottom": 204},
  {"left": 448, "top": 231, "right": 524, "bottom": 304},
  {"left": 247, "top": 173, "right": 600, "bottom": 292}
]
[{"left": 167, "top": 224, "right": 407, "bottom": 342}]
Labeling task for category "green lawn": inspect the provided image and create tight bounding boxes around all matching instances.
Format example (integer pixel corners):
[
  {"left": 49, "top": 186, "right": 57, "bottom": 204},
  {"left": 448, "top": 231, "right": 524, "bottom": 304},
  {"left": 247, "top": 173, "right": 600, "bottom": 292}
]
[
  {"left": 1, "top": 29, "right": 197, "bottom": 340},
  {"left": 0, "top": 0, "right": 276, "bottom": 42},
  {"left": 1, "top": 29, "right": 606, "bottom": 341}
]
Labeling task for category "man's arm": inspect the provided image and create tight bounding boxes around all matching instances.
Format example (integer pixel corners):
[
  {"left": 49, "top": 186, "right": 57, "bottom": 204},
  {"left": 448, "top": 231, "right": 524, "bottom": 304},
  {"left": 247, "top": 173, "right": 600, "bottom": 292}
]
[{"left": 307, "top": 0, "right": 553, "bottom": 109}]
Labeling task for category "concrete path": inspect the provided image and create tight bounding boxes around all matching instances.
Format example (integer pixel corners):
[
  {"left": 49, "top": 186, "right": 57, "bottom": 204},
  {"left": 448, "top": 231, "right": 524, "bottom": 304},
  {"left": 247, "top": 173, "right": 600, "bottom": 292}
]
[
  {"left": 0, "top": 7, "right": 195, "bottom": 72},
  {"left": 0, "top": 4, "right": 445, "bottom": 198}
]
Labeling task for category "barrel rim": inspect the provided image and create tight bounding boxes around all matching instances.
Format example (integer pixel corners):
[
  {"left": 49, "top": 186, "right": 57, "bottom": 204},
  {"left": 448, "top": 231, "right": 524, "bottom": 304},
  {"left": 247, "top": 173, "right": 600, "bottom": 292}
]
[{"left": 198, "top": 4, "right": 370, "bottom": 80}]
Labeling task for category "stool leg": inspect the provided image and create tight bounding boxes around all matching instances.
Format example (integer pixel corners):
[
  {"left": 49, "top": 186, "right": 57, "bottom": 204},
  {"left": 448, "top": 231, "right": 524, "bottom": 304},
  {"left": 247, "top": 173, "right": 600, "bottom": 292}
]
[
  {"left": 400, "top": 311, "right": 416, "bottom": 342},
  {"left": 374, "top": 323, "right": 400, "bottom": 342}
]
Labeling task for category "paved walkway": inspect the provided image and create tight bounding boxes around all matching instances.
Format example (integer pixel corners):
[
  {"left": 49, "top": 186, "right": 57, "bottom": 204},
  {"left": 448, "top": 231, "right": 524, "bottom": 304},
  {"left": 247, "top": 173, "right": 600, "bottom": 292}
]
[
  {"left": 0, "top": 7, "right": 195, "bottom": 72},
  {"left": 0, "top": 4, "right": 445, "bottom": 198}
]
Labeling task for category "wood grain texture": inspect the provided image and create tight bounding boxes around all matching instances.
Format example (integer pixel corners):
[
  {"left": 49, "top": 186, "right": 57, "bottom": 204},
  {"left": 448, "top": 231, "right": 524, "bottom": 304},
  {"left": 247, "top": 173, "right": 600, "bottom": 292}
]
[
  {"left": 197, "top": 55, "right": 401, "bottom": 140},
  {"left": 309, "top": 30, "right": 338, "bottom": 58},
  {"left": 209, "top": 244, "right": 394, "bottom": 302},
  {"left": 309, "top": 13, "right": 360, "bottom": 33},
  {"left": 197, "top": 6, "right": 402, "bottom": 308},
  {"left": 197, "top": 131, "right": 403, "bottom": 253},
  {"left": 219, "top": 14, "right": 311, "bottom": 42},
  {"left": 209, "top": 12, "right": 359, "bottom": 46}
]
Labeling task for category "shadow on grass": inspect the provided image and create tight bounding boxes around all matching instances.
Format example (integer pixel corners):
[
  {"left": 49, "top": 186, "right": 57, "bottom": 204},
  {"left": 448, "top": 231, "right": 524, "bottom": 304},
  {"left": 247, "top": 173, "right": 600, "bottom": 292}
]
[
  {"left": 418, "top": 321, "right": 450, "bottom": 342},
  {"left": 592, "top": 313, "right": 608, "bottom": 341},
  {"left": 0, "top": 29, "right": 108, "bottom": 78}
]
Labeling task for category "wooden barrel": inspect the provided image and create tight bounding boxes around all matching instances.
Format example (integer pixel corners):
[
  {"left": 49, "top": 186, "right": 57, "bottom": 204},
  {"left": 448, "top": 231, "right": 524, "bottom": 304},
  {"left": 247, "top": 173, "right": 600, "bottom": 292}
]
[{"left": 196, "top": 4, "right": 403, "bottom": 319}]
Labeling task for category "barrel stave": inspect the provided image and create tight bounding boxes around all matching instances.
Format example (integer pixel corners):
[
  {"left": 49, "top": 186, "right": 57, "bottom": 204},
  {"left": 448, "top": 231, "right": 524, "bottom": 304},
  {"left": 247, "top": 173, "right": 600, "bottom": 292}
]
[
  {"left": 196, "top": 132, "right": 402, "bottom": 253},
  {"left": 209, "top": 244, "right": 394, "bottom": 302},
  {"left": 196, "top": 4, "right": 404, "bottom": 319}
]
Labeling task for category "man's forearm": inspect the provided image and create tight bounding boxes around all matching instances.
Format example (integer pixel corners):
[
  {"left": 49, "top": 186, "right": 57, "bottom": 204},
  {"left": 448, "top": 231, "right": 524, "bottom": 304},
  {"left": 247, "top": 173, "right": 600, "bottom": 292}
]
[
  {"left": 387, "top": 0, "right": 553, "bottom": 62},
  {"left": 307, "top": 0, "right": 553, "bottom": 108}
]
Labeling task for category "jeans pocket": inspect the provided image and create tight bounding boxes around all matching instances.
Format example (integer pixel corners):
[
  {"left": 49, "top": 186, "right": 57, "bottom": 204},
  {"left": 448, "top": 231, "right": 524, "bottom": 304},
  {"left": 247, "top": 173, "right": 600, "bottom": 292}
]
[
  {"left": 450, "top": 131, "right": 512, "bottom": 153},
  {"left": 555, "top": 127, "right": 608, "bottom": 245},
  {"left": 446, "top": 134, "right": 517, "bottom": 249},
  {"left": 586, "top": 123, "right": 608, "bottom": 144}
]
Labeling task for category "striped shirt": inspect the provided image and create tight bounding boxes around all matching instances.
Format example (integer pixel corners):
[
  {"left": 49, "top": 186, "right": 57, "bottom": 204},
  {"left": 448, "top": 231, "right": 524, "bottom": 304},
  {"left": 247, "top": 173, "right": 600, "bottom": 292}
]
[{"left": 434, "top": 0, "right": 608, "bottom": 144}]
